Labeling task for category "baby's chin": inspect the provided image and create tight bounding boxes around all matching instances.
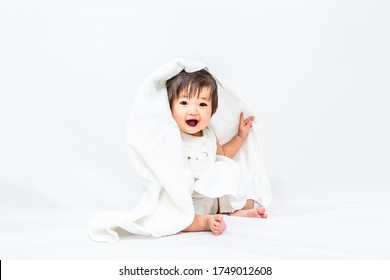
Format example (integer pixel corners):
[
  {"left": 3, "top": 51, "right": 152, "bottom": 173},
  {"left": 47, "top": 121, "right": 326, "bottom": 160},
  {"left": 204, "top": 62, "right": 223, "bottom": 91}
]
[{"left": 181, "top": 126, "right": 203, "bottom": 136}]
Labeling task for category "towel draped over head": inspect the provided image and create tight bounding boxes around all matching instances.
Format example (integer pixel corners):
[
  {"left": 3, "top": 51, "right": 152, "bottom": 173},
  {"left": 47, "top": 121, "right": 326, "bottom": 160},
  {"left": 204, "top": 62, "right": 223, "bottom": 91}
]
[{"left": 88, "top": 59, "right": 272, "bottom": 242}]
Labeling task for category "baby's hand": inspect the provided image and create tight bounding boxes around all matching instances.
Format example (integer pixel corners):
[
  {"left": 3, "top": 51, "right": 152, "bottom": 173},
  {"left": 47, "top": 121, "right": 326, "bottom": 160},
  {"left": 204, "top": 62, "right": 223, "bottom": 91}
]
[{"left": 237, "top": 112, "right": 255, "bottom": 140}]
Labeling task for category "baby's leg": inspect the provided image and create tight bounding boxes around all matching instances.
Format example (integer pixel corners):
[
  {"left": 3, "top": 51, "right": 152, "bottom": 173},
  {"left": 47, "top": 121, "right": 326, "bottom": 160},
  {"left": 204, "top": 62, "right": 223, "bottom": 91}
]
[{"left": 182, "top": 214, "right": 225, "bottom": 236}]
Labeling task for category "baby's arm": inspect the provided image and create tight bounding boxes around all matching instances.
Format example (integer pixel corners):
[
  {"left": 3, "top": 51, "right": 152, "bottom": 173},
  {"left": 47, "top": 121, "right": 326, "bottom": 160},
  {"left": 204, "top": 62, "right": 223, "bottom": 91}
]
[{"left": 217, "top": 112, "right": 255, "bottom": 159}]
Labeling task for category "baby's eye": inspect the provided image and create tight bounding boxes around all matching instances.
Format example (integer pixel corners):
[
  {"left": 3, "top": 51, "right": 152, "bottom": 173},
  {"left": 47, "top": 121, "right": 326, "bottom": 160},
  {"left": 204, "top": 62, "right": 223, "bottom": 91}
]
[
  {"left": 199, "top": 103, "right": 208, "bottom": 107},
  {"left": 179, "top": 101, "right": 188, "bottom": 105}
]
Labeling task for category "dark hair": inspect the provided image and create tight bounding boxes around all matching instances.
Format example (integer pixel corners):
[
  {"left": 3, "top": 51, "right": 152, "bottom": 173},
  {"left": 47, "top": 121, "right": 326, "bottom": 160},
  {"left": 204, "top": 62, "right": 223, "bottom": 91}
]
[{"left": 166, "top": 69, "right": 218, "bottom": 115}]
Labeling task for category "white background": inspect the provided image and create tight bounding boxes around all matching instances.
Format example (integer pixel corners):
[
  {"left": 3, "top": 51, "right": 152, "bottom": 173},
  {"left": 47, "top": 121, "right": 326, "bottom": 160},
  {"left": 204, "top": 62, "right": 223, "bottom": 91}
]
[{"left": 1, "top": 0, "right": 389, "bottom": 219}]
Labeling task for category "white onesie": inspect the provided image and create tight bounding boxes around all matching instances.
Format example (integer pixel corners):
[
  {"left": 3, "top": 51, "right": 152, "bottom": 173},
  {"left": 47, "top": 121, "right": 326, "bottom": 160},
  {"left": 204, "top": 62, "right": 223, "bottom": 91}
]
[
  {"left": 181, "top": 126, "right": 247, "bottom": 215},
  {"left": 181, "top": 126, "right": 217, "bottom": 180}
]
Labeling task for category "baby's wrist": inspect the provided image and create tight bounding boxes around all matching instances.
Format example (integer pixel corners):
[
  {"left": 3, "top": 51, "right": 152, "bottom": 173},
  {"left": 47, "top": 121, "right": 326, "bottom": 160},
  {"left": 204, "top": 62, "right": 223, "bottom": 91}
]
[{"left": 236, "top": 133, "right": 245, "bottom": 142}]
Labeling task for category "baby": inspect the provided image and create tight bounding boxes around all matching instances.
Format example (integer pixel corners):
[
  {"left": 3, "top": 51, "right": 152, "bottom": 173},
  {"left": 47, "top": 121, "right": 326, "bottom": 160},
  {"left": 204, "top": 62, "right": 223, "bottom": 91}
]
[{"left": 166, "top": 69, "right": 267, "bottom": 236}]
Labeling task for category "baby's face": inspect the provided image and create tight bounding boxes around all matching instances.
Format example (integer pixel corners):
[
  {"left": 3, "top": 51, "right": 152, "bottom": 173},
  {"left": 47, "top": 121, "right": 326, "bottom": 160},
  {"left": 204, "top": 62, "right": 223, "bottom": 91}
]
[{"left": 171, "top": 87, "right": 212, "bottom": 137}]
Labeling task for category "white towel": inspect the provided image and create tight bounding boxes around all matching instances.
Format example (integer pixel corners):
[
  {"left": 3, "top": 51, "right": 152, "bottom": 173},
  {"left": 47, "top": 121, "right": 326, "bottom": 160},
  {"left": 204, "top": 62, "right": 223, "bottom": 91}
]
[{"left": 88, "top": 59, "right": 272, "bottom": 242}]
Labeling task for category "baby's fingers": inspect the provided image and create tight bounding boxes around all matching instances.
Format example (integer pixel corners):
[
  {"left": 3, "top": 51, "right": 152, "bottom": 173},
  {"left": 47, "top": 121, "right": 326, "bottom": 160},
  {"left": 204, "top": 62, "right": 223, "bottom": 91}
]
[
  {"left": 245, "top": 116, "right": 255, "bottom": 122},
  {"left": 240, "top": 112, "right": 245, "bottom": 124},
  {"left": 240, "top": 112, "right": 255, "bottom": 130},
  {"left": 246, "top": 120, "right": 253, "bottom": 128}
]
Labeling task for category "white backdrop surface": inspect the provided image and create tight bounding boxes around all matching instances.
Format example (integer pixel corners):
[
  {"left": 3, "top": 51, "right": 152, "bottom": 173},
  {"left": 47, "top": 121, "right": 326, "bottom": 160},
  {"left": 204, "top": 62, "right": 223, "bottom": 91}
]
[{"left": 1, "top": 0, "right": 390, "bottom": 259}]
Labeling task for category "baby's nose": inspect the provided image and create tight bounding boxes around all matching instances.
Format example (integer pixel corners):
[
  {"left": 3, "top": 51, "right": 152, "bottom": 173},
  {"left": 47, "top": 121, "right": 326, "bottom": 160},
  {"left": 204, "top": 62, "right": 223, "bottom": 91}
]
[{"left": 188, "top": 106, "right": 198, "bottom": 115}]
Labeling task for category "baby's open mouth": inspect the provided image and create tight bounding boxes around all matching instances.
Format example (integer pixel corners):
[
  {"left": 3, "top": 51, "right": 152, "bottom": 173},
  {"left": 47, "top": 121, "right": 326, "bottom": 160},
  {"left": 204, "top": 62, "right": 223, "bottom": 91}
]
[{"left": 186, "top": 119, "right": 198, "bottom": 127}]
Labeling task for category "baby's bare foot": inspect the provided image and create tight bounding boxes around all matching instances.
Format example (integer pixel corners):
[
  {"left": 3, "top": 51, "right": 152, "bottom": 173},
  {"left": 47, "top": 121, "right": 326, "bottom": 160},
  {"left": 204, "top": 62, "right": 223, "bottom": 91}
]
[
  {"left": 230, "top": 208, "right": 268, "bottom": 218},
  {"left": 206, "top": 214, "right": 225, "bottom": 236}
]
